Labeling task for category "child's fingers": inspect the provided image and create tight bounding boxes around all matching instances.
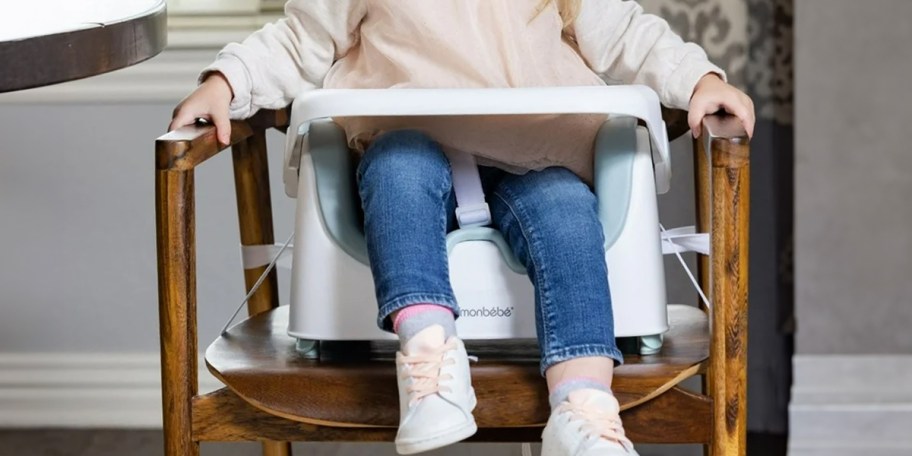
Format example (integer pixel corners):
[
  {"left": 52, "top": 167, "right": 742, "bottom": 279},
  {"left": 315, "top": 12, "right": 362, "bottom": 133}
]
[
  {"left": 688, "top": 100, "right": 716, "bottom": 139},
  {"left": 743, "top": 97, "right": 756, "bottom": 138},
  {"left": 688, "top": 107, "right": 700, "bottom": 138},
  {"left": 689, "top": 83, "right": 757, "bottom": 140},
  {"left": 722, "top": 97, "right": 755, "bottom": 139},
  {"left": 168, "top": 102, "right": 230, "bottom": 144},
  {"left": 168, "top": 108, "right": 199, "bottom": 132},
  {"left": 211, "top": 111, "right": 232, "bottom": 145},
  {"left": 743, "top": 113, "right": 756, "bottom": 139},
  {"left": 696, "top": 96, "right": 755, "bottom": 140}
]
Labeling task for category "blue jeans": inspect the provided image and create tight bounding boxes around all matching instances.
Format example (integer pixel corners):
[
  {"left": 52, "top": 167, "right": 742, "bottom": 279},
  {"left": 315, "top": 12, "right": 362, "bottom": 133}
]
[{"left": 357, "top": 130, "right": 623, "bottom": 373}]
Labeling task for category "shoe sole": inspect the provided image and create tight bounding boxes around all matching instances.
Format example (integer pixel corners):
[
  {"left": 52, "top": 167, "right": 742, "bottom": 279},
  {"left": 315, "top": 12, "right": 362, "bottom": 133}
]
[{"left": 395, "top": 417, "right": 478, "bottom": 455}]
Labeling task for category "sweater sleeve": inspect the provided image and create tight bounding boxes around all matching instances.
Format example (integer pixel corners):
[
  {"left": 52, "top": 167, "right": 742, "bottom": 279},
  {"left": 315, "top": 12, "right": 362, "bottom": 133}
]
[
  {"left": 200, "top": 0, "right": 367, "bottom": 119},
  {"left": 570, "top": 0, "right": 726, "bottom": 110}
]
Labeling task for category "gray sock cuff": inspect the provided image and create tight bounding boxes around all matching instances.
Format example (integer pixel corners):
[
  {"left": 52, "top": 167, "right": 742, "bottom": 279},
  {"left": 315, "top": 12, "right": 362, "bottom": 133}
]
[
  {"left": 396, "top": 309, "right": 457, "bottom": 342},
  {"left": 549, "top": 378, "right": 612, "bottom": 409}
]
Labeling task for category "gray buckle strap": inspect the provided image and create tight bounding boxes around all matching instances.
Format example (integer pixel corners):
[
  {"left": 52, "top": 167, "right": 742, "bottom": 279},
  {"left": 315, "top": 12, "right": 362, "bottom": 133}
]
[{"left": 445, "top": 148, "right": 491, "bottom": 228}]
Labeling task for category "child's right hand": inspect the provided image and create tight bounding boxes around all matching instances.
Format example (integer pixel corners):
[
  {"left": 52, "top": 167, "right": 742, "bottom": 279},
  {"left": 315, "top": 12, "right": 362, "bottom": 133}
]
[{"left": 169, "top": 72, "right": 234, "bottom": 145}]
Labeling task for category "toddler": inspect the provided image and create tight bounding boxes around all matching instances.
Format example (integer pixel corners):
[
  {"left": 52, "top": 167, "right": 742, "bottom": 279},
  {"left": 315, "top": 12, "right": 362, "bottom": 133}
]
[{"left": 171, "top": 1, "right": 754, "bottom": 455}]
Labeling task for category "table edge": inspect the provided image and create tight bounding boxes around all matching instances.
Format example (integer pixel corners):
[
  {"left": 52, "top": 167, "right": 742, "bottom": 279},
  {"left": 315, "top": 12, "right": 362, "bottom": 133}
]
[{"left": 0, "top": 2, "right": 168, "bottom": 93}]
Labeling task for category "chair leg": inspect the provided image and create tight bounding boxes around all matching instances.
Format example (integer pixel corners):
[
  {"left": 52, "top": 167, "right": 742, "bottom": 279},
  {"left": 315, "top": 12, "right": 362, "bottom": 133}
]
[
  {"left": 232, "top": 131, "right": 280, "bottom": 315},
  {"left": 696, "top": 142, "right": 714, "bottom": 456},
  {"left": 702, "top": 374, "right": 711, "bottom": 456},
  {"left": 156, "top": 169, "right": 200, "bottom": 456},
  {"left": 232, "top": 131, "right": 292, "bottom": 456},
  {"left": 262, "top": 441, "right": 293, "bottom": 456}
]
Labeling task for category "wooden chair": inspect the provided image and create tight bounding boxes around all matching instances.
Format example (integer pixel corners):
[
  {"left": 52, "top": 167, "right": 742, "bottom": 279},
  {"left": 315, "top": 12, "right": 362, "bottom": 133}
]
[{"left": 155, "top": 107, "right": 750, "bottom": 456}]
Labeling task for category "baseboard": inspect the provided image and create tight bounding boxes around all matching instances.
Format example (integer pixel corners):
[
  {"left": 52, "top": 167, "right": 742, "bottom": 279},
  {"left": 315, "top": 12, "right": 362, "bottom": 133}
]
[
  {"left": 0, "top": 353, "right": 223, "bottom": 428},
  {"left": 6, "top": 351, "right": 910, "bottom": 444},
  {"left": 789, "top": 355, "right": 912, "bottom": 456}
]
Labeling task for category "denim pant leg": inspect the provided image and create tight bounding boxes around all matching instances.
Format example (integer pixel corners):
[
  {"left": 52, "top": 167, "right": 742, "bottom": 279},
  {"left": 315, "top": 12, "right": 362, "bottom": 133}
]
[
  {"left": 357, "top": 130, "right": 459, "bottom": 332},
  {"left": 488, "top": 167, "right": 624, "bottom": 375}
]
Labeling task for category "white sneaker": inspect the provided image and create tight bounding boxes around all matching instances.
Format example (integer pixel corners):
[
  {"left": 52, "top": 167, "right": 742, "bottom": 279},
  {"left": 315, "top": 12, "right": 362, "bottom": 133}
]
[
  {"left": 394, "top": 325, "right": 477, "bottom": 454},
  {"left": 541, "top": 389, "right": 637, "bottom": 456}
]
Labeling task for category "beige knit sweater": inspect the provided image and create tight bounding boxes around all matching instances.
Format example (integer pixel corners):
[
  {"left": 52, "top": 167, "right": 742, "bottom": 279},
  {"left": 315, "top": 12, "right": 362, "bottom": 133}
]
[{"left": 204, "top": 0, "right": 724, "bottom": 182}]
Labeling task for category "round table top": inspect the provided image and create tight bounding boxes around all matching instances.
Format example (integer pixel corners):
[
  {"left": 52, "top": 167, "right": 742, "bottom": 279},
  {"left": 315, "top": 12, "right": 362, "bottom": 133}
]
[{"left": 0, "top": 0, "right": 167, "bottom": 93}]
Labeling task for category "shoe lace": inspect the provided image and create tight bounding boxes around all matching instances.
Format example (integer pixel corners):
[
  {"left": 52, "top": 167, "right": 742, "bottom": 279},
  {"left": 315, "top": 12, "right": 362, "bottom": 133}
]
[
  {"left": 398, "top": 339, "right": 458, "bottom": 407},
  {"left": 555, "top": 402, "right": 634, "bottom": 454}
]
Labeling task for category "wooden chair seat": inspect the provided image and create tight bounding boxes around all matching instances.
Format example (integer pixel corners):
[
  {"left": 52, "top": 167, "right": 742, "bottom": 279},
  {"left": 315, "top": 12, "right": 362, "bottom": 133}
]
[{"left": 206, "top": 304, "right": 708, "bottom": 428}]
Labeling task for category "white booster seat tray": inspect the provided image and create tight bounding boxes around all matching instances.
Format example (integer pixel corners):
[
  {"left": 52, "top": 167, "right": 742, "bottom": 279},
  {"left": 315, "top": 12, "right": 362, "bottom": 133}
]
[{"left": 280, "top": 86, "right": 676, "bottom": 354}]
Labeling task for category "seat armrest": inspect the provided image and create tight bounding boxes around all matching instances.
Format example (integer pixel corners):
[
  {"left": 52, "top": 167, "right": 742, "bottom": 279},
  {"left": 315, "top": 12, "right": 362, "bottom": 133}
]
[
  {"left": 283, "top": 86, "right": 672, "bottom": 194},
  {"left": 156, "top": 108, "right": 289, "bottom": 171}
]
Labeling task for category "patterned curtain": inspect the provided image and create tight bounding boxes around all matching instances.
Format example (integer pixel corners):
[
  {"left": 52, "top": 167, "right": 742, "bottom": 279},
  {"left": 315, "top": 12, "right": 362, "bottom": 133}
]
[
  {"left": 640, "top": 0, "right": 749, "bottom": 86},
  {"left": 640, "top": 0, "right": 795, "bottom": 436}
]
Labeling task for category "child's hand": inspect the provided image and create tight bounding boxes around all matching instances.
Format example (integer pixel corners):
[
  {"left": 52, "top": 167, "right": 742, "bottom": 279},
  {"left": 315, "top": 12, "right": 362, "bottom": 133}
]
[
  {"left": 688, "top": 73, "right": 755, "bottom": 139},
  {"left": 169, "top": 72, "right": 235, "bottom": 145}
]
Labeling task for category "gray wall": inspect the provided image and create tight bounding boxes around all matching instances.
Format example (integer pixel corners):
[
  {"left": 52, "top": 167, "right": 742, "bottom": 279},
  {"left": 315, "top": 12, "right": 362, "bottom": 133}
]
[
  {"left": 0, "top": 101, "right": 698, "bottom": 354},
  {"left": 795, "top": 0, "right": 912, "bottom": 355},
  {"left": 0, "top": 103, "right": 295, "bottom": 352}
]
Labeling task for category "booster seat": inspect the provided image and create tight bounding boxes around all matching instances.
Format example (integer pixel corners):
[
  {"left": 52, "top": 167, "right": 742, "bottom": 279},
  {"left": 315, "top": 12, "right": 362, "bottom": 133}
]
[{"left": 279, "top": 86, "right": 676, "bottom": 356}]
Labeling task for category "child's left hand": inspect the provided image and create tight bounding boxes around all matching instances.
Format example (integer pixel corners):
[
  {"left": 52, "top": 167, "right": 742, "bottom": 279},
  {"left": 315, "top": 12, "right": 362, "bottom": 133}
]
[{"left": 688, "top": 73, "right": 755, "bottom": 139}]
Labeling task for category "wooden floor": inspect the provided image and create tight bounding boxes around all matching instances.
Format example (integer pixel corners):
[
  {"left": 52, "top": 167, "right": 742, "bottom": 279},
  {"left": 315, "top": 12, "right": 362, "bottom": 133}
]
[{"left": 0, "top": 430, "right": 786, "bottom": 456}]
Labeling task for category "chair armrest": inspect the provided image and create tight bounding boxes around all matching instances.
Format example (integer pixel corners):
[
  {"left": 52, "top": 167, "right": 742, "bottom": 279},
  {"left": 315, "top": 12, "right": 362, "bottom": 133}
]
[
  {"left": 703, "top": 113, "right": 750, "bottom": 164},
  {"left": 156, "top": 108, "right": 289, "bottom": 171},
  {"left": 661, "top": 107, "right": 691, "bottom": 142}
]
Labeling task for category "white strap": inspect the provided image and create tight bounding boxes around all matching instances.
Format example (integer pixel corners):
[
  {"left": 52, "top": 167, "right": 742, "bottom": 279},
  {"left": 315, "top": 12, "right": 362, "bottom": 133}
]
[
  {"left": 445, "top": 148, "right": 491, "bottom": 228},
  {"left": 660, "top": 224, "right": 712, "bottom": 311},
  {"left": 221, "top": 232, "right": 296, "bottom": 335},
  {"left": 660, "top": 225, "right": 710, "bottom": 256},
  {"left": 241, "top": 244, "right": 294, "bottom": 269}
]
